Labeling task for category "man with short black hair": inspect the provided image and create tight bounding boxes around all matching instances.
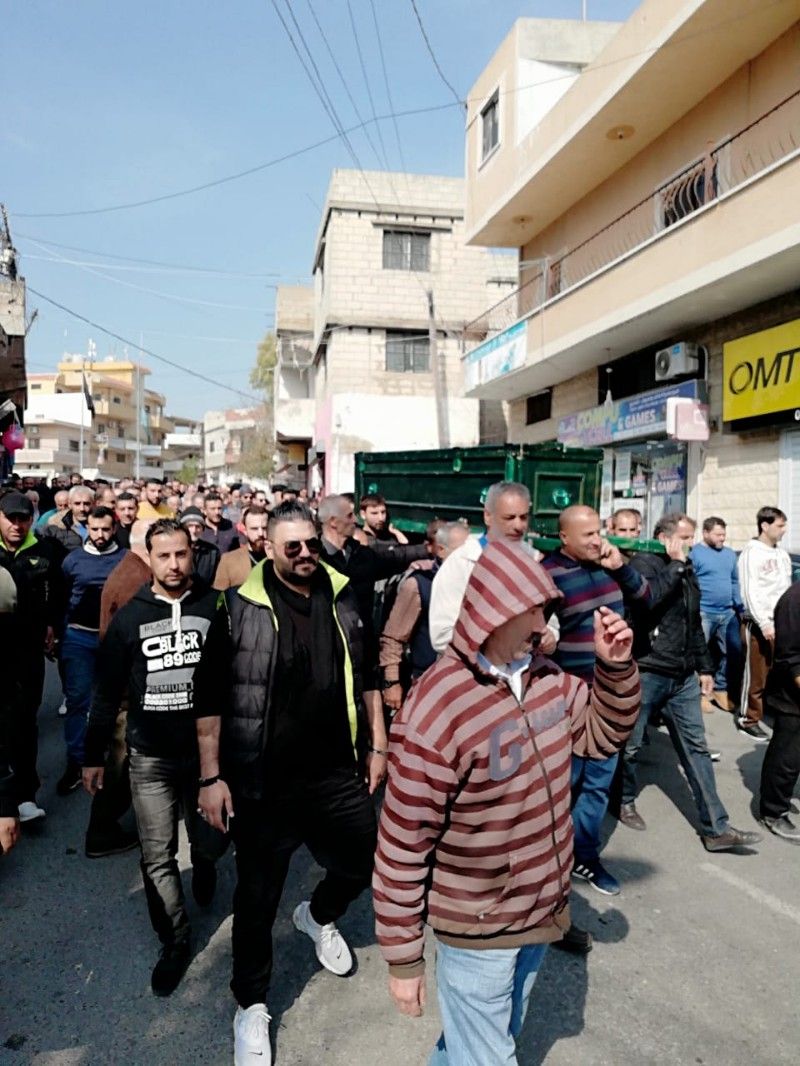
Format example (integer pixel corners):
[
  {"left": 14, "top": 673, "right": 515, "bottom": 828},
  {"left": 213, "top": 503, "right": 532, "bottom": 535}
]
[
  {"left": 138, "top": 478, "right": 173, "bottom": 521},
  {"left": 59, "top": 506, "right": 126, "bottom": 795},
  {"left": 621, "top": 513, "right": 761, "bottom": 851},
  {"left": 114, "top": 490, "right": 139, "bottom": 549},
  {"left": 195, "top": 501, "right": 387, "bottom": 1063},
  {"left": 359, "top": 493, "right": 408, "bottom": 545},
  {"left": 738, "top": 506, "right": 792, "bottom": 741},
  {"left": 214, "top": 506, "right": 268, "bottom": 591},
  {"left": 690, "top": 517, "right": 744, "bottom": 713},
  {"left": 201, "top": 492, "right": 240, "bottom": 554},
  {"left": 84, "top": 518, "right": 227, "bottom": 996}
]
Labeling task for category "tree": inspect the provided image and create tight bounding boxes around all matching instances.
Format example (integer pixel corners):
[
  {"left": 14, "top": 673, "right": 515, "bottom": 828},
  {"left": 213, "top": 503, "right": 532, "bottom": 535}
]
[
  {"left": 250, "top": 332, "right": 277, "bottom": 396},
  {"left": 177, "top": 457, "right": 200, "bottom": 484},
  {"left": 239, "top": 331, "right": 278, "bottom": 480}
]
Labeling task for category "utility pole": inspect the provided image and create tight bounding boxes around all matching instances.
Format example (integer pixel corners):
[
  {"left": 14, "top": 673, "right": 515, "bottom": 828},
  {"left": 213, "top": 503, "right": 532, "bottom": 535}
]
[
  {"left": 581, "top": 0, "right": 588, "bottom": 20},
  {"left": 428, "top": 290, "right": 450, "bottom": 449},
  {"left": 135, "top": 332, "right": 143, "bottom": 480},
  {"left": 79, "top": 353, "right": 85, "bottom": 474}
]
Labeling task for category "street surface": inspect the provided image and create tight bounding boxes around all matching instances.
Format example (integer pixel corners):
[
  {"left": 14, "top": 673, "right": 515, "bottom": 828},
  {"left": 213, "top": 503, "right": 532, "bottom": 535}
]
[{"left": 2, "top": 664, "right": 799, "bottom": 1066}]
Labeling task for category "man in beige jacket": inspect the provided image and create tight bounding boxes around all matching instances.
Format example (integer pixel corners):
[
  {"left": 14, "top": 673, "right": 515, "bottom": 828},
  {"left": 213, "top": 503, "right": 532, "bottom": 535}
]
[{"left": 214, "top": 506, "right": 268, "bottom": 591}]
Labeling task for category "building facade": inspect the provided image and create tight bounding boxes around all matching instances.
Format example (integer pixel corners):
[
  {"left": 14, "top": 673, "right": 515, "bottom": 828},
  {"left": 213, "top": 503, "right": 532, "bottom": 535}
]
[
  {"left": 309, "top": 169, "right": 516, "bottom": 493},
  {"left": 274, "top": 285, "right": 315, "bottom": 488},
  {"left": 0, "top": 211, "right": 26, "bottom": 477},
  {"left": 463, "top": 3, "right": 800, "bottom": 548},
  {"left": 203, "top": 406, "right": 266, "bottom": 485}
]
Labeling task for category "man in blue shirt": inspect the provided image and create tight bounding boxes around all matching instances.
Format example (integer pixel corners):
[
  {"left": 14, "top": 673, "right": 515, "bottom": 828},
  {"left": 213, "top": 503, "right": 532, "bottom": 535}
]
[{"left": 689, "top": 517, "right": 743, "bottom": 712}]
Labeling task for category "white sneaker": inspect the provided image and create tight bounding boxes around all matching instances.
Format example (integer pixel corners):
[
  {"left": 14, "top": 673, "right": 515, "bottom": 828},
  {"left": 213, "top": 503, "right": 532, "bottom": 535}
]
[
  {"left": 233, "top": 1003, "right": 271, "bottom": 1066},
  {"left": 292, "top": 900, "right": 353, "bottom": 976},
  {"left": 18, "top": 801, "right": 46, "bottom": 823},
  {"left": 57, "top": 700, "right": 67, "bottom": 717}
]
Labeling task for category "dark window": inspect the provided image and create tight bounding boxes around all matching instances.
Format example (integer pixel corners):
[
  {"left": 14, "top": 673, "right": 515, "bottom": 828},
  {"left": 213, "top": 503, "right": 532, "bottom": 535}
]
[
  {"left": 525, "top": 389, "right": 552, "bottom": 425},
  {"left": 112, "top": 396, "right": 121, "bottom": 405},
  {"left": 116, "top": 452, "right": 125, "bottom": 462},
  {"left": 481, "top": 91, "right": 500, "bottom": 160},
  {"left": 383, "top": 230, "right": 430, "bottom": 272},
  {"left": 385, "top": 333, "right": 430, "bottom": 373},
  {"left": 30, "top": 383, "right": 41, "bottom": 390},
  {"left": 68, "top": 439, "right": 79, "bottom": 452},
  {"left": 209, "top": 441, "right": 215, "bottom": 453}
]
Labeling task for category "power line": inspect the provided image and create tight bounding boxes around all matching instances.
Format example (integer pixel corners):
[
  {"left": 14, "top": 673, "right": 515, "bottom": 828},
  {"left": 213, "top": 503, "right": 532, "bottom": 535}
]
[
  {"left": 22, "top": 252, "right": 288, "bottom": 286},
  {"left": 14, "top": 232, "right": 286, "bottom": 278},
  {"left": 345, "top": 0, "right": 392, "bottom": 170},
  {"left": 368, "top": 0, "right": 408, "bottom": 173},
  {"left": 26, "top": 286, "right": 264, "bottom": 404},
  {"left": 11, "top": 100, "right": 461, "bottom": 219},
  {"left": 408, "top": 0, "right": 464, "bottom": 111}
]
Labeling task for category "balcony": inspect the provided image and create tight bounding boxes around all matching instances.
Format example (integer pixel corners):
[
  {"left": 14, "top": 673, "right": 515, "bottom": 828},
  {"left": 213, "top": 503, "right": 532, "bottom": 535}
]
[
  {"left": 275, "top": 398, "right": 314, "bottom": 441},
  {"left": 164, "top": 432, "right": 202, "bottom": 450},
  {"left": 463, "top": 90, "right": 800, "bottom": 399}
]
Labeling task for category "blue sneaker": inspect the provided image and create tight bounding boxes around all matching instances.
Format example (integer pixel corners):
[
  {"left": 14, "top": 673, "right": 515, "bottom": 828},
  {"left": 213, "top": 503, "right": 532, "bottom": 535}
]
[{"left": 572, "top": 859, "right": 621, "bottom": 896}]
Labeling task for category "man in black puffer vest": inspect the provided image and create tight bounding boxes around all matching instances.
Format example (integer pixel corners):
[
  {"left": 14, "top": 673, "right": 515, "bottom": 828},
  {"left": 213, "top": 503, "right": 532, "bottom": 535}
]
[{"left": 194, "top": 501, "right": 387, "bottom": 1066}]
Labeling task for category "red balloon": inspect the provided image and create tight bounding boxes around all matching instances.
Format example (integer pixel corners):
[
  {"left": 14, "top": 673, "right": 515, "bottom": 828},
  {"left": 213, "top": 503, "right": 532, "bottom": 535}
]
[{"left": 1, "top": 424, "right": 25, "bottom": 452}]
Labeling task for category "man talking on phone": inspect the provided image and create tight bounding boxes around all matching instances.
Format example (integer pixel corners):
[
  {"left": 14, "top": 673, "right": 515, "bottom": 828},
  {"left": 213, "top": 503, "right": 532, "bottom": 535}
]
[
  {"left": 194, "top": 500, "right": 386, "bottom": 1066},
  {"left": 83, "top": 519, "right": 227, "bottom": 997}
]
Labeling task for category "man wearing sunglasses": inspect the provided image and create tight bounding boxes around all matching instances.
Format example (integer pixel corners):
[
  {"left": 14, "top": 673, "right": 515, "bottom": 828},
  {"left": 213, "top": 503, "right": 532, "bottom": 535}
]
[{"left": 194, "top": 501, "right": 386, "bottom": 1066}]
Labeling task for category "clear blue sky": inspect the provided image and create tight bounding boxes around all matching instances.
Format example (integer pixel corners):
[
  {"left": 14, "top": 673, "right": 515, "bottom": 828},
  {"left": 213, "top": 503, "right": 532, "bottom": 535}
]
[{"left": 5, "top": 0, "right": 638, "bottom": 417}]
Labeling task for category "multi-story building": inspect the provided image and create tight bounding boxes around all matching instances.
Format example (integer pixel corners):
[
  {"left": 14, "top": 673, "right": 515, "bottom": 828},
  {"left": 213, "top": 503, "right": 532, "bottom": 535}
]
[
  {"left": 203, "top": 406, "right": 265, "bottom": 485},
  {"left": 463, "top": 3, "right": 800, "bottom": 547},
  {"left": 274, "top": 285, "right": 314, "bottom": 487},
  {"left": 163, "top": 417, "right": 204, "bottom": 481},
  {"left": 16, "top": 354, "right": 176, "bottom": 480},
  {"left": 309, "top": 169, "right": 516, "bottom": 493},
  {"left": 0, "top": 212, "right": 26, "bottom": 475}
]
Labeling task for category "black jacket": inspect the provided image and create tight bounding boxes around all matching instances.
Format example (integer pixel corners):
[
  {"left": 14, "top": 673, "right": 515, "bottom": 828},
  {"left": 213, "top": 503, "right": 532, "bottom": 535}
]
[
  {"left": 42, "top": 511, "right": 84, "bottom": 554},
  {"left": 85, "top": 579, "right": 219, "bottom": 765},
  {"left": 200, "top": 518, "right": 240, "bottom": 555},
  {"left": 628, "top": 551, "right": 713, "bottom": 678},
  {"left": 766, "top": 583, "right": 800, "bottom": 718},
  {"left": 192, "top": 538, "right": 220, "bottom": 586},
  {"left": 0, "top": 530, "right": 64, "bottom": 647},
  {"left": 193, "top": 560, "right": 366, "bottom": 802}
]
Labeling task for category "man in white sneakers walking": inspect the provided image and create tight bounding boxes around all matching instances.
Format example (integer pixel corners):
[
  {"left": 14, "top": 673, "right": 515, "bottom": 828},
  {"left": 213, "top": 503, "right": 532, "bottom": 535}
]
[{"left": 738, "top": 507, "right": 792, "bottom": 742}]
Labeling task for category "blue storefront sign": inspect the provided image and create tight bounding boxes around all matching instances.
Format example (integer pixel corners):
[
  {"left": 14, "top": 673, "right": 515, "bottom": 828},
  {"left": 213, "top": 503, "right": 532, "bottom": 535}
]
[
  {"left": 464, "top": 320, "right": 526, "bottom": 392},
  {"left": 557, "top": 379, "right": 705, "bottom": 447}
]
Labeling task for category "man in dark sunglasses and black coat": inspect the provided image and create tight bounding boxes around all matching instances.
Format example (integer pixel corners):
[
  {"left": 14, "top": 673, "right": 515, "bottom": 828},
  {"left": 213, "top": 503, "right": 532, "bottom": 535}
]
[{"left": 193, "top": 500, "right": 387, "bottom": 1065}]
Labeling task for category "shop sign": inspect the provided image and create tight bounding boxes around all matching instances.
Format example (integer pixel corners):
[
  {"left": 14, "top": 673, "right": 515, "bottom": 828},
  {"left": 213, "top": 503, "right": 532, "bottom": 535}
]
[
  {"left": 464, "top": 320, "right": 526, "bottom": 391},
  {"left": 557, "top": 379, "right": 703, "bottom": 448},
  {"left": 723, "top": 318, "right": 800, "bottom": 423}
]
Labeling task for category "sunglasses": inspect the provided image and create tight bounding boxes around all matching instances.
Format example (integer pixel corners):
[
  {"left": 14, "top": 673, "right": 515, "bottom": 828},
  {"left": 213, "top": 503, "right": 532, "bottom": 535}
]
[{"left": 283, "top": 537, "right": 322, "bottom": 558}]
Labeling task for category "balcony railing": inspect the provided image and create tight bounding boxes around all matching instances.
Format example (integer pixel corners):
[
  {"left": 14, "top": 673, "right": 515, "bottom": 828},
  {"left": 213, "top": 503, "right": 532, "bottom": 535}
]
[{"left": 464, "top": 88, "right": 800, "bottom": 346}]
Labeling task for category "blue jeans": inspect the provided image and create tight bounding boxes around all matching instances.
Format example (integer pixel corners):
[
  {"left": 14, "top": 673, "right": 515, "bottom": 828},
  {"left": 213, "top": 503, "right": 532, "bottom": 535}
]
[
  {"left": 621, "top": 671, "right": 729, "bottom": 837},
  {"left": 701, "top": 609, "right": 743, "bottom": 697},
  {"left": 60, "top": 627, "right": 99, "bottom": 765},
  {"left": 571, "top": 753, "right": 618, "bottom": 865},
  {"left": 429, "top": 941, "right": 547, "bottom": 1065}
]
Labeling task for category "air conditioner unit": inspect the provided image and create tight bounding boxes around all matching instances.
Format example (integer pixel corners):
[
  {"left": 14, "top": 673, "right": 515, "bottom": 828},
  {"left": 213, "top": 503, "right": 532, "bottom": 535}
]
[{"left": 654, "top": 342, "right": 700, "bottom": 381}]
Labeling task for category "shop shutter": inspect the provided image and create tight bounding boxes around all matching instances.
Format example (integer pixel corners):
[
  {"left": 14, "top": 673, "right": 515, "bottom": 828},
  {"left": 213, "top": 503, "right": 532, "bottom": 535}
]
[{"left": 781, "top": 431, "right": 800, "bottom": 551}]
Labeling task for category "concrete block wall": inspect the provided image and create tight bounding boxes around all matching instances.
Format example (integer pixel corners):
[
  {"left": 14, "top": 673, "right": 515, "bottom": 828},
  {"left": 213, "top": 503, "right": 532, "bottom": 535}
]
[
  {"left": 324, "top": 328, "right": 467, "bottom": 399},
  {"left": 507, "top": 369, "right": 597, "bottom": 443}
]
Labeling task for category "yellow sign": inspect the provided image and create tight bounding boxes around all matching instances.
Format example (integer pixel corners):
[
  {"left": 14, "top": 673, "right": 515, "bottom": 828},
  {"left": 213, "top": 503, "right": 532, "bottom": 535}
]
[{"left": 723, "top": 318, "right": 800, "bottom": 422}]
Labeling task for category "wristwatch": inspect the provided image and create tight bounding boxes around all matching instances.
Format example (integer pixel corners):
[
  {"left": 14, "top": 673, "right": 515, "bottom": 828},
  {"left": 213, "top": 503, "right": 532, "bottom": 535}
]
[{"left": 382, "top": 677, "right": 401, "bottom": 690}]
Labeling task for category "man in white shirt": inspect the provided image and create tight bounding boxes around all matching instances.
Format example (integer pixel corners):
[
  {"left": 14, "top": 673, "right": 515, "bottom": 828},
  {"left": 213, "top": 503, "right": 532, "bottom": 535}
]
[{"left": 737, "top": 506, "right": 793, "bottom": 742}]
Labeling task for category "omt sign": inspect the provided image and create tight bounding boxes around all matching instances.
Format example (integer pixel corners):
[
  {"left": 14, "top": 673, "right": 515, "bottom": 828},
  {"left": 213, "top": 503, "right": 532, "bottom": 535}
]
[{"left": 723, "top": 319, "right": 800, "bottom": 424}]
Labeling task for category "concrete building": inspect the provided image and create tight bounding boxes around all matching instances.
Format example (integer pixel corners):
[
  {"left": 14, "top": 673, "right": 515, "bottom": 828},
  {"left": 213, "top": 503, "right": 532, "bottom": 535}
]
[
  {"left": 463, "top": 3, "right": 800, "bottom": 547},
  {"left": 0, "top": 212, "right": 26, "bottom": 476},
  {"left": 16, "top": 354, "right": 176, "bottom": 480},
  {"left": 203, "top": 406, "right": 266, "bottom": 484},
  {"left": 274, "top": 285, "right": 314, "bottom": 487},
  {"left": 309, "top": 169, "right": 516, "bottom": 493},
  {"left": 163, "top": 417, "right": 204, "bottom": 480}
]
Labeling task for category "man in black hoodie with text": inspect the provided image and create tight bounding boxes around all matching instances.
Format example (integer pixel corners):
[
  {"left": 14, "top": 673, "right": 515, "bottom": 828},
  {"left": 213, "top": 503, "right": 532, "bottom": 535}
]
[{"left": 83, "top": 518, "right": 227, "bottom": 997}]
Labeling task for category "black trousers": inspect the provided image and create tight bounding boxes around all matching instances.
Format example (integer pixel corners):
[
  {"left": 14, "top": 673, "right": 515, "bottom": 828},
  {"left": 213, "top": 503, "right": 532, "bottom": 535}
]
[
  {"left": 760, "top": 712, "right": 800, "bottom": 820},
  {"left": 230, "top": 767, "right": 377, "bottom": 1008},
  {"left": 10, "top": 655, "right": 45, "bottom": 805}
]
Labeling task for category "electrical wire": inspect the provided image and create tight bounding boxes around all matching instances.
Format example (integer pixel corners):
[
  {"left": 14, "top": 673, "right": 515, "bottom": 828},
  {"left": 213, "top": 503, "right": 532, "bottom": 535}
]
[
  {"left": 345, "top": 0, "right": 392, "bottom": 170},
  {"left": 409, "top": 0, "right": 464, "bottom": 111},
  {"left": 26, "top": 286, "right": 264, "bottom": 404},
  {"left": 368, "top": 0, "right": 408, "bottom": 174}
]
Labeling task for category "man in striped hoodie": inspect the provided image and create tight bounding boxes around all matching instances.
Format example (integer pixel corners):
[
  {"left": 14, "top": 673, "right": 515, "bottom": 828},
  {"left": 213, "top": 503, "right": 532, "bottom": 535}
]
[{"left": 373, "top": 540, "right": 640, "bottom": 1065}]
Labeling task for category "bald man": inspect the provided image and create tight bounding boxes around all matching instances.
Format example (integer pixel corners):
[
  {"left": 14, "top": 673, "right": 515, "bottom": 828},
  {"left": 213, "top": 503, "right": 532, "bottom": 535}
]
[{"left": 542, "top": 505, "right": 650, "bottom": 896}]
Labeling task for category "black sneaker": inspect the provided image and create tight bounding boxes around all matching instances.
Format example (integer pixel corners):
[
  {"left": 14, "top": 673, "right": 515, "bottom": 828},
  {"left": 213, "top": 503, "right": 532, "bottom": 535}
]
[
  {"left": 553, "top": 923, "right": 593, "bottom": 955},
  {"left": 191, "top": 859, "right": 217, "bottom": 907},
  {"left": 151, "top": 941, "right": 191, "bottom": 997},
  {"left": 736, "top": 719, "right": 769, "bottom": 743},
  {"left": 572, "top": 859, "right": 621, "bottom": 896},
  {"left": 56, "top": 759, "right": 83, "bottom": 796},
  {"left": 85, "top": 825, "right": 140, "bottom": 859},
  {"left": 761, "top": 814, "right": 800, "bottom": 844}
]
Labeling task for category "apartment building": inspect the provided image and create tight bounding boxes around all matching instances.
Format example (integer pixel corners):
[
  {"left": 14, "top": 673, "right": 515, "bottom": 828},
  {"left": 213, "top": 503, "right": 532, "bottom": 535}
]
[
  {"left": 464, "top": 2, "right": 800, "bottom": 547},
  {"left": 163, "top": 417, "right": 204, "bottom": 479},
  {"left": 17, "top": 355, "right": 174, "bottom": 480},
  {"left": 274, "top": 285, "right": 314, "bottom": 487},
  {"left": 203, "top": 406, "right": 265, "bottom": 484},
  {"left": 309, "top": 169, "right": 516, "bottom": 493},
  {"left": 0, "top": 214, "right": 26, "bottom": 475}
]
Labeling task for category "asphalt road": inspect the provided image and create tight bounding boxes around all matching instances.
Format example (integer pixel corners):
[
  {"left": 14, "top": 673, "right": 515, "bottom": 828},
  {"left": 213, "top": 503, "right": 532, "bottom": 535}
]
[{"left": 2, "top": 664, "right": 799, "bottom": 1066}]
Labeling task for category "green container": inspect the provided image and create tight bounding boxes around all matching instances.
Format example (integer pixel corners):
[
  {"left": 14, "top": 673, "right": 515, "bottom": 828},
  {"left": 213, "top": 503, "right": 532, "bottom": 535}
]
[{"left": 355, "top": 443, "right": 604, "bottom": 537}]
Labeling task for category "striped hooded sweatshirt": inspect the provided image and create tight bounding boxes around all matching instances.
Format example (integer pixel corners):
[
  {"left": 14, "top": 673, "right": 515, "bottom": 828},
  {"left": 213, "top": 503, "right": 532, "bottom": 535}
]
[{"left": 373, "top": 540, "right": 640, "bottom": 978}]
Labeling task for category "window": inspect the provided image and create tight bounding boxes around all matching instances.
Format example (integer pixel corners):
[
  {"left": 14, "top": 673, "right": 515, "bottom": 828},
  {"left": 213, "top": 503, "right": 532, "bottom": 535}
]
[
  {"left": 481, "top": 91, "right": 500, "bottom": 161},
  {"left": 660, "top": 160, "right": 717, "bottom": 229},
  {"left": 209, "top": 441, "right": 216, "bottom": 453},
  {"left": 525, "top": 389, "right": 553, "bottom": 425},
  {"left": 144, "top": 404, "right": 151, "bottom": 414},
  {"left": 385, "top": 333, "right": 430, "bottom": 374},
  {"left": 68, "top": 439, "right": 79, "bottom": 452},
  {"left": 30, "top": 383, "right": 41, "bottom": 390},
  {"left": 116, "top": 452, "right": 126, "bottom": 463},
  {"left": 382, "top": 229, "right": 430, "bottom": 272},
  {"left": 97, "top": 423, "right": 106, "bottom": 433},
  {"left": 28, "top": 425, "right": 39, "bottom": 435},
  {"left": 93, "top": 393, "right": 102, "bottom": 402},
  {"left": 112, "top": 396, "right": 121, "bottom": 405}
]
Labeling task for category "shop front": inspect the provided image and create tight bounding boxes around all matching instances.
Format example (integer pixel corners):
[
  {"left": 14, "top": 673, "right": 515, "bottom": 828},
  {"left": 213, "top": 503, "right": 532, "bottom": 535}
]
[{"left": 557, "top": 378, "right": 708, "bottom": 535}]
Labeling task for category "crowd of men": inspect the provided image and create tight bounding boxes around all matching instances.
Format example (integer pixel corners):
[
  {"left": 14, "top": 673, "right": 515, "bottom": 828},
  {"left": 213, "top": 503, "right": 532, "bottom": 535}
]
[{"left": 1, "top": 470, "right": 799, "bottom": 1066}]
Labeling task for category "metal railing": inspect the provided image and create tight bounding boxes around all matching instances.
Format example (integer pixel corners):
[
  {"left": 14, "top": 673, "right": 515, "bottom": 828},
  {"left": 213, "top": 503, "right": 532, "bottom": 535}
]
[{"left": 464, "top": 88, "right": 800, "bottom": 348}]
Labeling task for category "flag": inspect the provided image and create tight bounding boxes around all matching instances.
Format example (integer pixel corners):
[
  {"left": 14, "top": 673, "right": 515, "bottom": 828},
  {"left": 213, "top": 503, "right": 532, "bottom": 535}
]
[{"left": 82, "top": 372, "right": 95, "bottom": 417}]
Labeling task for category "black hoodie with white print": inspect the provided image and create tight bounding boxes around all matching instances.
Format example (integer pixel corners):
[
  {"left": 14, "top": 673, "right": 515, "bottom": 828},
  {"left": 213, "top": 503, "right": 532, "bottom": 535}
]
[{"left": 85, "top": 580, "right": 219, "bottom": 767}]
